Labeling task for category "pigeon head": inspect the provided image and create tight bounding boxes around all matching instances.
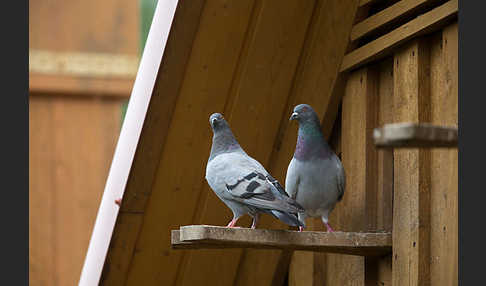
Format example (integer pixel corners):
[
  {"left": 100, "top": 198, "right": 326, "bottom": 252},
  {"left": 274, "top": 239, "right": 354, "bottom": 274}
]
[
  {"left": 289, "top": 104, "right": 320, "bottom": 124},
  {"left": 209, "top": 113, "right": 230, "bottom": 133},
  {"left": 208, "top": 113, "right": 243, "bottom": 160},
  {"left": 290, "top": 104, "right": 331, "bottom": 160}
]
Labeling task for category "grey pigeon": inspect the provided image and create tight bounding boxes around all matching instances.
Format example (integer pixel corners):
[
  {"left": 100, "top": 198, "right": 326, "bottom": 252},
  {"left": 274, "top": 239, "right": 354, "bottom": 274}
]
[
  {"left": 286, "top": 104, "right": 346, "bottom": 232},
  {"left": 205, "top": 113, "right": 305, "bottom": 229}
]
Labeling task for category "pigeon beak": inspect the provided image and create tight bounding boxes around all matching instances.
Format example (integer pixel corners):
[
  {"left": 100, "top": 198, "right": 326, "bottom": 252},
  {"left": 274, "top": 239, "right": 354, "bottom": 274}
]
[{"left": 289, "top": 112, "right": 299, "bottom": 121}]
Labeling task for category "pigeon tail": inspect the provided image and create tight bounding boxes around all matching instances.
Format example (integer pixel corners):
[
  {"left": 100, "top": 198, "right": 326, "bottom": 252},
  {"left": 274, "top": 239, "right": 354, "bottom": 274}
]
[
  {"left": 337, "top": 192, "right": 344, "bottom": 202},
  {"left": 270, "top": 210, "right": 306, "bottom": 227}
]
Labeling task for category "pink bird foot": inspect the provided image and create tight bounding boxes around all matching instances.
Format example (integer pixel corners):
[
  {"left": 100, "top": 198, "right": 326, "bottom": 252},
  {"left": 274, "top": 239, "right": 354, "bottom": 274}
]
[
  {"left": 115, "top": 198, "right": 122, "bottom": 206},
  {"left": 226, "top": 218, "right": 238, "bottom": 228},
  {"left": 325, "top": 223, "right": 335, "bottom": 233},
  {"left": 298, "top": 226, "right": 305, "bottom": 232}
]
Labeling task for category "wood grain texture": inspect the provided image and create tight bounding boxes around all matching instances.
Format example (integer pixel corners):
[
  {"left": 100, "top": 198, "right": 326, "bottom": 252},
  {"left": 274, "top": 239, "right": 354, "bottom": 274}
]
[
  {"left": 392, "top": 39, "right": 431, "bottom": 286},
  {"left": 99, "top": 213, "right": 143, "bottom": 285},
  {"left": 375, "top": 58, "right": 395, "bottom": 286},
  {"left": 376, "top": 58, "right": 394, "bottom": 233},
  {"left": 374, "top": 122, "right": 458, "bottom": 148},
  {"left": 119, "top": 0, "right": 205, "bottom": 213},
  {"left": 29, "top": 0, "right": 139, "bottom": 96},
  {"left": 29, "top": 1, "right": 137, "bottom": 285},
  {"left": 29, "top": 0, "right": 138, "bottom": 54},
  {"left": 29, "top": 95, "right": 122, "bottom": 286},
  {"left": 289, "top": 251, "right": 314, "bottom": 286},
  {"left": 100, "top": 1, "right": 206, "bottom": 285},
  {"left": 29, "top": 97, "right": 55, "bottom": 286},
  {"left": 429, "top": 23, "right": 458, "bottom": 286},
  {"left": 288, "top": 220, "right": 326, "bottom": 286},
  {"left": 341, "top": 0, "right": 458, "bottom": 72},
  {"left": 172, "top": 225, "right": 392, "bottom": 256},
  {"left": 29, "top": 74, "right": 134, "bottom": 97},
  {"left": 29, "top": 50, "right": 139, "bottom": 78},
  {"left": 326, "top": 67, "right": 379, "bottom": 285},
  {"left": 351, "top": 0, "right": 436, "bottom": 42}
]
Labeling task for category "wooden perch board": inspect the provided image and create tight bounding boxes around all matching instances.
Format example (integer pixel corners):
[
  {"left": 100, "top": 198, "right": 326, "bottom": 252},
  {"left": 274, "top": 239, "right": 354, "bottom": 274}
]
[
  {"left": 171, "top": 225, "right": 392, "bottom": 256},
  {"left": 373, "top": 123, "right": 458, "bottom": 148}
]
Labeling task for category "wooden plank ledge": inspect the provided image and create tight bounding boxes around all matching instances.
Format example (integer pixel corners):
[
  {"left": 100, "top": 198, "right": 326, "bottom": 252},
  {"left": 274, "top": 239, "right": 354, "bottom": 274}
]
[
  {"left": 341, "top": 0, "right": 457, "bottom": 72},
  {"left": 373, "top": 122, "right": 458, "bottom": 148},
  {"left": 171, "top": 225, "right": 392, "bottom": 256}
]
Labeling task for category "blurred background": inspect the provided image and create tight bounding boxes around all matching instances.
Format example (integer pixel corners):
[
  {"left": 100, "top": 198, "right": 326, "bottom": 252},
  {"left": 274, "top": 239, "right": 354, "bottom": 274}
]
[{"left": 29, "top": 1, "right": 157, "bottom": 285}]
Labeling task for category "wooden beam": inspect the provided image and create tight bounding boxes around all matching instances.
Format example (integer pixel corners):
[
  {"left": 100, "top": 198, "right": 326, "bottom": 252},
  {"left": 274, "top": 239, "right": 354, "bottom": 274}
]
[
  {"left": 341, "top": 0, "right": 458, "bottom": 72},
  {"left": 29, "top": 49, "right": 139, "bottom": 78},
  {"left": 29, "top": 73, "right": 133, "bottom": 97},
  {"left": 172, "top": 225, "right": 392, "bottom": 256},
  {"left": 351, "top": 0, "right": 436, "bottom": 42},
  {"left": 373, "top": 122, "right": 458, "bottom": 148}
]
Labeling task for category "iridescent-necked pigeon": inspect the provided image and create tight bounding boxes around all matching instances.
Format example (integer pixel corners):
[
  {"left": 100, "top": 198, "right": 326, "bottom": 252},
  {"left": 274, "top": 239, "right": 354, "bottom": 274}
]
[
  {"left": 286, "top": 104, "right": 346, "bottom": 232},
  {"left": 206, "top": 113, "right": 305, "bottom": 229}
]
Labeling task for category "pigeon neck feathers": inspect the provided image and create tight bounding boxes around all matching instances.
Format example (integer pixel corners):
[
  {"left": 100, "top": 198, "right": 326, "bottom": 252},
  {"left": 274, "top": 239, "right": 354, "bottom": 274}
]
[
  {"left": 294, "top": 119, "right": 331, "bottom": 161},
  {"left": 209, "top": 126, "right": 244, "bottom": 161}
]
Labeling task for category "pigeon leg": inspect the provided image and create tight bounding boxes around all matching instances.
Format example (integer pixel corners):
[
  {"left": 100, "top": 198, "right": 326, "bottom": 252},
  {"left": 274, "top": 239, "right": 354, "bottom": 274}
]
[
  {"left": 321, "top": 216, "right": 335, "bottom": 232},
  {"left": 251, "top": 213, "right": 260, "bottom": 229},
  {"left": 325, "top": 222, "right": 335, "bottom": 233},
  {"left": 298, "top": 213, "right": 306, "bottom": 232},
  {"left": 115, "top": 197, "right": 122, "bottom": 206},
  {"left": 226, "top": 218, "right": 239, "bottom": 228}
]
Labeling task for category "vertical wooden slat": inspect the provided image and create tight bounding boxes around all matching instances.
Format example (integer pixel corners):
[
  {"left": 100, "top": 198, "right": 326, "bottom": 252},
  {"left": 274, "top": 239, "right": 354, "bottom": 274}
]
[
  {"left": 289, "top": 251, "right": 315, "bottom": 286},
  {"left": 328, "top": 66, "right": 379, "bottom": 285},
  {"left": 29, "top": 97, "right": 55, "bottom": 286},
  {"left": 29, "top": 95, "right": 122, "bottom": 286},
  {"left": 392, "top": 39, "right": 431, "bottom": 286},
  {"left": 52, "top": 97, "right": 122, "bottom": 286},
  {"left": 429, "top": 23, "right": 458, "bottom": 286},
  {"left": 377, "top": 58, "right": 395, "bottom": 233},
  {"left": 376, "top": 58, "right": 395, "bottom": 286}
]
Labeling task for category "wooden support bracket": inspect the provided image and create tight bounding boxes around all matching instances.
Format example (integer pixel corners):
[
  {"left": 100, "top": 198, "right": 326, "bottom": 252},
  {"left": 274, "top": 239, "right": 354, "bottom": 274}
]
[
  {"left": 373, "top": 122, "right": 458, "bottom": 148},
  {"left": 171, "top": 225, "right": 392, "bottom": 256}
]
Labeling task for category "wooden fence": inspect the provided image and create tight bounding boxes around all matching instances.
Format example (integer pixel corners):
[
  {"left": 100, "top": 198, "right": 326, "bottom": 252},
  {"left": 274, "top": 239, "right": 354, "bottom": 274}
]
[{"left": 29, "top": 0, "right": 138, "bottom": 285}]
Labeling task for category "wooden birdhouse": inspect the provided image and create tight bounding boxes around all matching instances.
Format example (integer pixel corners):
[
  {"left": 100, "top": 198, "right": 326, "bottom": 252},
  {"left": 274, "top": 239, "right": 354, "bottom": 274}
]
[{"left": 80, "top": 0, "right": 458, "bottom": 285}]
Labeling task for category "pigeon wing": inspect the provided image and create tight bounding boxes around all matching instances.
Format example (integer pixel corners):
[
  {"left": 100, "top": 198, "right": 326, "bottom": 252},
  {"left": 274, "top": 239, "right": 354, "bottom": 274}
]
[{"left": 224, "top": 169, "right": 303, "bottom": 214}]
